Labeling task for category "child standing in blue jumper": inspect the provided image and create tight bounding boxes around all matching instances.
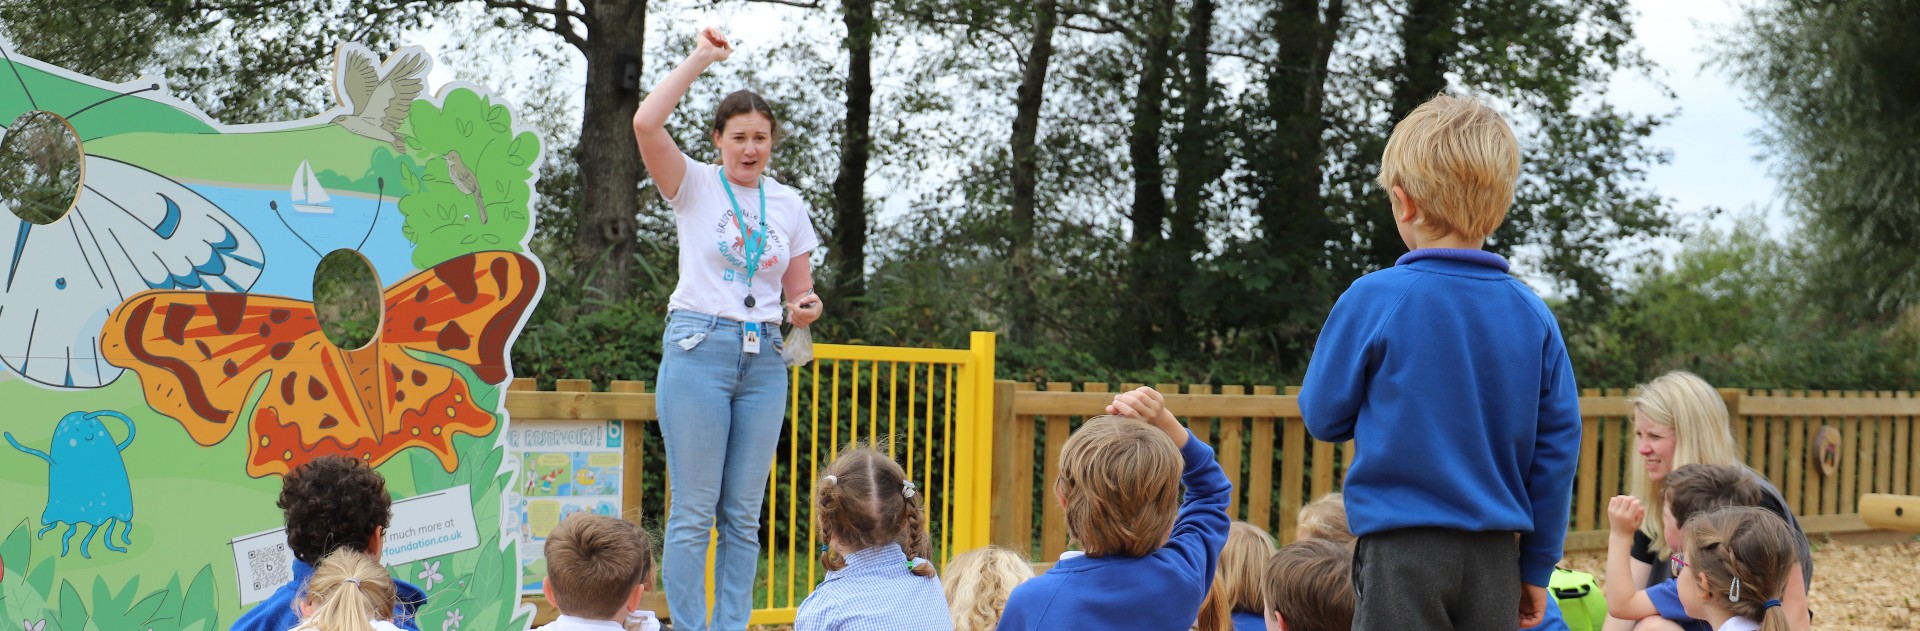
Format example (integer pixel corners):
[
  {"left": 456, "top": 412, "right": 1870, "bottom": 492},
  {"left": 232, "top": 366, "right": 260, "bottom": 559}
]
[
  {"left": 998, "top": 386, "right": 1233, "bottom": 631},
  {"left": 1299, "top": 94, "right": 1583, "bottom": 630}
]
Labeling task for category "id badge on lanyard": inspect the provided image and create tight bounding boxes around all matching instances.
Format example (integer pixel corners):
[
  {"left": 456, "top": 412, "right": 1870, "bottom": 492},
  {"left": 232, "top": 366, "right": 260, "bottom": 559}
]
[{"left": 723, "top": 167, "right": 769, "bottom": 356}]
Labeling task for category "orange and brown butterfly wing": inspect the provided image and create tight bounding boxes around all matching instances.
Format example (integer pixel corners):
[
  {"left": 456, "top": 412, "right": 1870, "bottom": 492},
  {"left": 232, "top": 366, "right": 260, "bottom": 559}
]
[
  {"left": 102, "top": 292, "right": 339, "bottom": 447},
  {"left": 366, "top": 251, "right": 542, "bottom": 472}
]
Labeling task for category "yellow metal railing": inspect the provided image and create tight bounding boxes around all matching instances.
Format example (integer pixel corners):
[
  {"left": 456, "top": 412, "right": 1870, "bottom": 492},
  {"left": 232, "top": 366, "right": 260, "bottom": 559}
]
[{"left": 745, "top": 331, "right": 996, "bottom": 625}]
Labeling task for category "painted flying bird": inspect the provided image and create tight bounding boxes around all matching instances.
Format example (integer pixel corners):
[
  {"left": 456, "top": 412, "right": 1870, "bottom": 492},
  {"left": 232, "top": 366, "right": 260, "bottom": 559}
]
[
  {"left": 330, "top": 46, "right": 429, "bottom": 152},
  {"left": 444, "top": 150, "right": 486, "bottom": 224}
]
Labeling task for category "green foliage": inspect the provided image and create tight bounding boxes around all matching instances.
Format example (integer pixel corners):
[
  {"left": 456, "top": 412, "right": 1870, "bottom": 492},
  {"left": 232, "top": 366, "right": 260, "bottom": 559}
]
[
  {"left": 399, "top": 420, "right": 519, "bottom": 630},
  {"left": 1, "top": 521, "right": 221, "bottom": 631},
  {"left": 1721, "top": 0, "right": 1920, "bottom": 319},
  {"left": 400, "top": 87, "right": 540, "bottom": 269},
  {"left": 1566, "top": 222, "right": 1920, "bottom": 389}
]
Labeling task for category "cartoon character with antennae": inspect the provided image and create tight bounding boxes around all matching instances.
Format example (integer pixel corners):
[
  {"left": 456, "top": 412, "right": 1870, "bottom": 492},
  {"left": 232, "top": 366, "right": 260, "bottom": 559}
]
[{"left": 5, "top": 410, "right": 137, "bottom": 558}]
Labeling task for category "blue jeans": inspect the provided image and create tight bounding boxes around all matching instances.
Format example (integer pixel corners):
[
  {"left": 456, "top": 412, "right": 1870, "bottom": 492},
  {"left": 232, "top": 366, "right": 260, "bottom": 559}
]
[{"left": 655, "top": 311, "right": 787, "bottom": 631}]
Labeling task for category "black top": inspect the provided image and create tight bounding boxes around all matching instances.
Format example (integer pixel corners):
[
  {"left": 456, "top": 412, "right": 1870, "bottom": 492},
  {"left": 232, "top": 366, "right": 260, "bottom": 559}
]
[{"left": 1628, "top": 471, "right": 1815, "bottom": 590}]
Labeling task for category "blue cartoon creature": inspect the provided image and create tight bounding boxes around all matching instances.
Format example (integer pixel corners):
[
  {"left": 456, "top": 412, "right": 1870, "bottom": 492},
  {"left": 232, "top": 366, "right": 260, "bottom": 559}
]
[{"left": 5, "top": 411, "right": 137, "bottom": 558}]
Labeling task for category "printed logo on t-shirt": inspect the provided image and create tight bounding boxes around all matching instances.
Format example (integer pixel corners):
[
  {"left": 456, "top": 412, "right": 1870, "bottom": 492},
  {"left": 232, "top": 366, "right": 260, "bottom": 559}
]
[{"left": 714, "top": 207, "right": 786, "bottom": 285}]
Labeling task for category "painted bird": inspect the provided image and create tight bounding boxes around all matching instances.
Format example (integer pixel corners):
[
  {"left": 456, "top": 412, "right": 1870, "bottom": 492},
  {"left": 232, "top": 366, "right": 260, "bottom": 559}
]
[
  {"left": 330, "top": 46, "right": 430, "bottom": 152},
  {"left": 444, "top": 150, "right": 486, "bottom": 224}
]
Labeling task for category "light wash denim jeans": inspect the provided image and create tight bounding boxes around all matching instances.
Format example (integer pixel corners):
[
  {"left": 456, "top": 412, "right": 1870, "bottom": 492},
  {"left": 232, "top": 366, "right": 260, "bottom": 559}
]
[{"left": 655, "top": 310, "right": 787, "bottom": 631}]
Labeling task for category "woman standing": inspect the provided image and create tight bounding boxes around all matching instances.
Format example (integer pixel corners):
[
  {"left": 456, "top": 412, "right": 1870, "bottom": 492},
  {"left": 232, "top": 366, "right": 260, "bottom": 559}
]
[
  {"left": 633, "top": 27, "right": 823, "bottom": 631},
  {"left": 1605, "top": 371, "right": 1812, "bottom": 631}
]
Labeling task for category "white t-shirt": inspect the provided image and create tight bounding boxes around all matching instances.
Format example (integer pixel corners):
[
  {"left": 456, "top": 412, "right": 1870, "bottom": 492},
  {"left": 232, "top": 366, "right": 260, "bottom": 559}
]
[
  {"left": 533, "top": 614, "right": 632, "bottom": 630},
  {"left": 289, "top": 620, "right": 404, "bottom": 631},
  {"left": 1716, "top": 616, "right": 1760, "bottom": 631},
  {"left": 664, "top": 153, "right": 821, "bottom": 323}
]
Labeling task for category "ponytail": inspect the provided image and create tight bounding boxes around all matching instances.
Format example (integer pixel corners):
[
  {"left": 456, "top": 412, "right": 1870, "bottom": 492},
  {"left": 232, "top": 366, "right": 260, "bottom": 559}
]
[
  {"left": 1684, "top": 507, "right": 1797, "bottom": 631},
  {"left": 814, "top": 445, "right": 935, "bottom": 577},
  {"left": 297, "top": 549, "right": 397, "bottom": 631}
]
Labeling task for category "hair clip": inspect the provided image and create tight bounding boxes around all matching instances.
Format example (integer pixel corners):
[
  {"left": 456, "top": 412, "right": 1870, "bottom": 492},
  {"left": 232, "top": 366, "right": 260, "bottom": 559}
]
[
  {"left": 902, "top": 481, "right": 916, "bottom": 498},
  {"left": 1763, "top": 599, "right": 1781, "bottom": 609},
  {"left": 822, "top": 474, "right": 837, "bottom": 485},
  {"left": 907, "top": 557, "right": 929, "bottom": 570},
  {"left": 819, "top": 544, "right": 828, "bottom": 553},
  {"left": 1727, "top": 577, "right": 1741, "bottom": 602},
  {"left": 346, "top": 577, "right": 361, "bottom": 586}
]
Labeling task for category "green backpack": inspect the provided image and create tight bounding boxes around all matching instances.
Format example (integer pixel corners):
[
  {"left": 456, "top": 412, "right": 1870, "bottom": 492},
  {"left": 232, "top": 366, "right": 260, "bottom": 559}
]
[{"left": 1551, "top": 567, "right": 1607, "bottom": 631}]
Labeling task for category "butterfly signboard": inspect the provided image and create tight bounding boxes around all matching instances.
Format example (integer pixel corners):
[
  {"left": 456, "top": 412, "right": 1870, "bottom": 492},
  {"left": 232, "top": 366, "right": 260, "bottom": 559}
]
[{"left": 0, "top": 38, "right": 544, "bottom": 630}]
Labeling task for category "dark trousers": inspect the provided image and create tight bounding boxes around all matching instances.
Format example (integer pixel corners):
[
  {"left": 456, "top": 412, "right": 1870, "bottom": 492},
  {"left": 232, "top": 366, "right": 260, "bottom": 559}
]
[{"left": 1352, "top": 527, "right": 1521, "bottom": 631}]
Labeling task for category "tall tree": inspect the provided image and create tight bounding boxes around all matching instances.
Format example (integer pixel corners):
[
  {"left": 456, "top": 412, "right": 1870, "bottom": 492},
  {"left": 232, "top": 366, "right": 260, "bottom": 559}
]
[
  {"left": 1007, "top": 0, "right": 1060, "bottom": 345},
  {"left": 1723, "top": 0, "right": 1920, "bottom": 319}
]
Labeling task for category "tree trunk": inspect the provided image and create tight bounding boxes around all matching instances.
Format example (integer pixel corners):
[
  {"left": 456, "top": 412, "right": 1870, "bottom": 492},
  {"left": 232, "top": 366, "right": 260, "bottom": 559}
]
[
  {"left": 1008, "top": 0, "right": 1058, "bottom": 346},
  {"left": 1366, "top": 0, "right": 1459, "bottom": 268},
  {"left": 827, "top": 0, "right": 875, "bottom": 327},
  {"left": 575, "top": 0, "right": 648, "bottom": 305},
  {"left": 1258, "top": 0, "right": 1343, "bottom": 244},
  {"left": 1166, "top": 0, "right": 1218, "bottom": 353},
  {"left": 1118, "top": 0, "right": 1178, "bottom": 362}
]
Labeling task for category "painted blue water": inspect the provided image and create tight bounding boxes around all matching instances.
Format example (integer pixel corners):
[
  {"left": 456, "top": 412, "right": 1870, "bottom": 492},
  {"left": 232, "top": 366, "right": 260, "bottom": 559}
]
[{"left": 185, "top": 184, "right": 419, "bottom": 300}]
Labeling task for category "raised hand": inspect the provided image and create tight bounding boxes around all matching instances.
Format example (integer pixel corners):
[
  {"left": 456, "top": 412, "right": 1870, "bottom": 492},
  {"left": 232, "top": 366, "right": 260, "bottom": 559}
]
[
  {"left": 694, "top": 27, "right": 733, "bottom": 63},
  {"left": 1606, "top": 495, "right": 1645, "bottom": 535}
]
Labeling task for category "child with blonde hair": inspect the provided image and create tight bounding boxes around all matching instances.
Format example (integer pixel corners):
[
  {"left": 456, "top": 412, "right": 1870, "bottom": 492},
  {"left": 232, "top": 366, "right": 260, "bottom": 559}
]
[
  {"left": 795, "top": 446, "right": 951, "bottom": 630},
  {"left": 536, "top": 513, "right": 656, "bottom": 631},
  {"left": 998, "top": 386, "right": 1233, "bottom": 630},
  {"left": 1673, "top": 507, "right": 1800, "bottom": 631},
  {"left": 292, "top": 549, "right": 404, "bottom": 631},
  {"left": 1300, "top": 94, "right": 1581, "bottom": 629},
  {"left": 941, "top": 545, "right": 1033, "bottom": 631},
  {"left": 1294, "top": 493, "right": 1351, "bottom": 544},
  {"left": 1196, "top": 522, "right": 1278, "bottom": 631}
]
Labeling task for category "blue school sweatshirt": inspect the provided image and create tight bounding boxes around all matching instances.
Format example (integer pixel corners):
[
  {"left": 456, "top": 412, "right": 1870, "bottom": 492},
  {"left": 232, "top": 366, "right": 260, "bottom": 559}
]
[
  {"left": 230, "top": 558, "right": 428, "bottom": 631},
  {"left": 997, "top": 433, "right": 1233, "bottom": 631},
  {"left": 1299, "top": 248, "right": 1582, "bottom": 588}
]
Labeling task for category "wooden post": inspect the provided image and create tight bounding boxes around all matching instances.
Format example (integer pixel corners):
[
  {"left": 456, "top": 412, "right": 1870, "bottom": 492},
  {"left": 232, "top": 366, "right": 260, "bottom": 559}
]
[
  {"left": 1248, "top": 386, "right": 1277, "bottom": 531},
  {"left": 610, "top": 381, "right": 647, "bottom": 523},
  {"left": 990, "top": 380, "right": 1029, "bottom": 551},
  {"left": 1860, "top": 493, "right": 1920, "bottom": 532},
  {"left": 1281, "top": 386, "right": 1305, "bottom": 544},
  {"left": 1040, "top": 382, "right": 1072, "bottom": 561}
]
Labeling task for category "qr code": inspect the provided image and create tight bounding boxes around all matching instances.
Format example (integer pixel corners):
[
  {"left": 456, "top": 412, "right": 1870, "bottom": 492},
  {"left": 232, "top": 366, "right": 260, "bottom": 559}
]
[{"left": 248, "top": 543, "right": 291, "bottom": 590}]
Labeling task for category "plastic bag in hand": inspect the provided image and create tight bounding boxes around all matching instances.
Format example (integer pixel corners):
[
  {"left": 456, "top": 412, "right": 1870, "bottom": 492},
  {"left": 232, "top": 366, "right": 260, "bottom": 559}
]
[{"left": 782, "top": 325, "right": 815, "bottom": 367}]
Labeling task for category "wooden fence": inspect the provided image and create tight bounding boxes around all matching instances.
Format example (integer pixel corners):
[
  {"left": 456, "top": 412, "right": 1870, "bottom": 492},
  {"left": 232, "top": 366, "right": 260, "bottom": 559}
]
[{"left": 989, "top": 383, "right": 1920, "bottom": 557}]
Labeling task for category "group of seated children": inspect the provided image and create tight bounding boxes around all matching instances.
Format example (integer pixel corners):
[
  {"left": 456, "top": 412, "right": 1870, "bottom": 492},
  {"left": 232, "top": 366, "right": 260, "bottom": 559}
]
[{"left": 1607, "top": 464, "right": 1806, "bottom": 631}]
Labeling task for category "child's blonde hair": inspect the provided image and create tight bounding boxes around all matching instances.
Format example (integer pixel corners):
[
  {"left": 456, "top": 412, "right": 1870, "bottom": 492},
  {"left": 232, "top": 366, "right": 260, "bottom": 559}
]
[
  {"left": 295, "top": 549, "right": 397, "bottom": 631},
  {"left": 815, "top": 445, "right": 935, "bottom": 577},
  {"left": 1055, "top": 416, "right": 1183, "bottom": 557},
  {"left": 941, "top": 545, "right": 1033, "bottom": 631},
  {"left": 1295, "top": 492, "right": 1352, "bottom": 543},
  {"left": 1376, "top": 94, "right": 1520, "bottom": 240},
  {"left": 1684, "top": 506, "right": 1798, "bottom": 631},
  {"left": 1260, "top": 538, "right": 1354, "bottom": 631},
  {"left": 1196, "top": 522, "right": 1278, "bottom": 631},
  {"left": 544, "top": 513, "right": 653, "bottom": 619},
  {"left": 1630, "top": 371, "right": 1743, "bottom": 555}
]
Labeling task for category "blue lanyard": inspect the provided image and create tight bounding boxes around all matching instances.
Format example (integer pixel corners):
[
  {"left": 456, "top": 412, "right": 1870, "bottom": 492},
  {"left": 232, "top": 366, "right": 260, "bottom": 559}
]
[{"left": 720, "top": 167, "right": 768, "bottom": 301}]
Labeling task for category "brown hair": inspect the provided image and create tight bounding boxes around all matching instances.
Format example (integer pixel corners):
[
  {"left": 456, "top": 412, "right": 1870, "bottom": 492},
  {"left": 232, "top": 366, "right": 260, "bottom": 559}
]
[
  {"left": 1376, "top": 94, "right": 1520, "bottom": 240},
  {"left": 1295, "top": 492, "right": 1352, "bottom": 543},
  {"left": 712, "top": 90, "right": 781, "bottom": 141},
  {"left": 1261, "top": 539, "right": 1353, "bottom": 631},
  {"left": 1196, "top": 522, "right": 1279, "bottom": 631},
  {"left": 815, "top": 446, "right": 935, "bottom": 577},
  {"left": 1684, "top": 507, "right": 1798, "bottom": 631},
  {"left": 941, "top": 545, "right": 1033, "bottom": 631},
  {"left": 1055, "top": 416, "right": 1183, "bottom": 557},
  {"left": 544, "top": 514, "right": 654, "bottom": 619},
  {"left": 1664, "top": 464, "right": 1766, "bottom": 526},
  {"left": 295, "top": 549, "right": 397, "bottom": 631}
]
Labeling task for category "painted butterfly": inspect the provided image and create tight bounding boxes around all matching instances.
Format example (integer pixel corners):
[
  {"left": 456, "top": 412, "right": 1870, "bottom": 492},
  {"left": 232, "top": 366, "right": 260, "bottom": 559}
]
[{"left": 100, "top": 251, "right": 539, "bottom": 477}]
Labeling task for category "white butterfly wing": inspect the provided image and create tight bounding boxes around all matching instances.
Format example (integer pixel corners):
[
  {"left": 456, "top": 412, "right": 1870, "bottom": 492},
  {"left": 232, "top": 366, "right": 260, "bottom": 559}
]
[{"left": 0, "top": 156, "right": 264, "bottom": 388}]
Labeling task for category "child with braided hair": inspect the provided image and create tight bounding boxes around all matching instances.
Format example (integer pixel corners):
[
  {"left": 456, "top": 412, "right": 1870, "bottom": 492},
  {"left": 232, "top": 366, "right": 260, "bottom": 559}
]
[
  {"left": 1673, "top": 506, "right": 1800, "bottom": 631},
  {"left": 794, "top": 446, "right": 952, "bottom": 630}
]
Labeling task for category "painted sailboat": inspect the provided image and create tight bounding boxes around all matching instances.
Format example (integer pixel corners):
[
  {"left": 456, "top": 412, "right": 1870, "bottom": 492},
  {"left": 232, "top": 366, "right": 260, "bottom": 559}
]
[{"left": 290, "top": 160, "right": 332, "bottom": 214}]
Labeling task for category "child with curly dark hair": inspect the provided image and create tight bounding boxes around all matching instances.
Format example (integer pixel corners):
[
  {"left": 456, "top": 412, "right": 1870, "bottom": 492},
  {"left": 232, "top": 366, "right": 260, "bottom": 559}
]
[{"left": 233, "top": 455, "right": 427, "bottom": 631}]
